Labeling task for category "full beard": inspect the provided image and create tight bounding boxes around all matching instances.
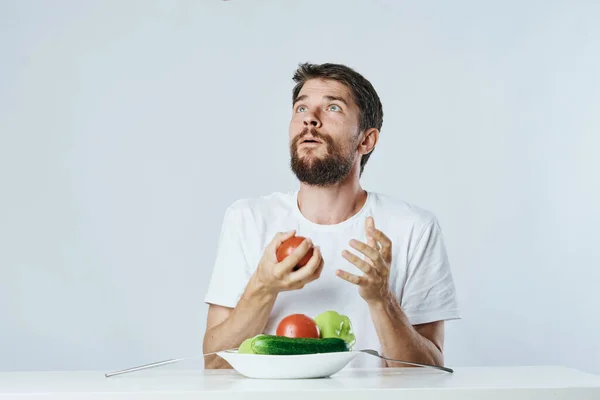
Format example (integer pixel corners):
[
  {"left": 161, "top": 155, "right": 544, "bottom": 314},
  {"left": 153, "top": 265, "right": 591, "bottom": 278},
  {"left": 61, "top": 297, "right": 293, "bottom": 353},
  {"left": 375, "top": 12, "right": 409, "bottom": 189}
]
[{"left": 289, "top": 128, "right": 355, "bottom": 187}]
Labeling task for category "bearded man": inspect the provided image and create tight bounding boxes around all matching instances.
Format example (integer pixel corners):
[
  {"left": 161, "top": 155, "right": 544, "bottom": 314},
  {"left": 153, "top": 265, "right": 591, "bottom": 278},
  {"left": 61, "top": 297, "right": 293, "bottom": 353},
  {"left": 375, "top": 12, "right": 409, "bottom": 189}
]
[{"left": 202, "top": 63, "right": 460, "bottom": 369}]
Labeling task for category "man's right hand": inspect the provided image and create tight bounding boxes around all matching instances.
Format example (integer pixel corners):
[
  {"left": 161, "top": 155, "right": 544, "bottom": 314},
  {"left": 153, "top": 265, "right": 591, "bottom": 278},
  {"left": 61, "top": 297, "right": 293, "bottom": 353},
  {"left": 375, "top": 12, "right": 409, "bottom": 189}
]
[
  {"left": 251, "top": 230, "right": 323, "bottom": 295},
  {"left": 203, "top": 230, "right": 322, "bottom": 369}
]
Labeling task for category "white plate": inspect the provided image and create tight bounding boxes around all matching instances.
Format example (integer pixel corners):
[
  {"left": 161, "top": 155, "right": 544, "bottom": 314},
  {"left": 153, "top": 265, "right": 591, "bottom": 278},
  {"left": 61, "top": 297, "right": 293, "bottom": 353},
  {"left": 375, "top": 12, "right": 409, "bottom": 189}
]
[{"left": 216, "top": 350, "right": 359, "bottom": 379}]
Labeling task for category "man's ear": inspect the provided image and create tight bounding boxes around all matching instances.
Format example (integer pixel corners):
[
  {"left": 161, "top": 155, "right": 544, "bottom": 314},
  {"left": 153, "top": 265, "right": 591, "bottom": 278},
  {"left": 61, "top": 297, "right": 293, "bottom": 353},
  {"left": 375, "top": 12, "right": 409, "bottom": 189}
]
[{"left": 358, "top": 128, "right": 379, "bottom": 155}]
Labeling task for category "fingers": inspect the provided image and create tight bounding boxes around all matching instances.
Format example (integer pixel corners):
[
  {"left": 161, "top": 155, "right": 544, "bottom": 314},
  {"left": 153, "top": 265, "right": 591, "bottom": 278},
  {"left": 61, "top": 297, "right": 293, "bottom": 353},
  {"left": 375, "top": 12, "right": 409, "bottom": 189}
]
[
  {"left": 365, "top": 216, "right": 393, "bottom": 263},
  {"left": 284, "top": 247, "right": 323, "bottom": 290},
  {"left": 266, "top": 230, "right": 297, "bottom": 260},
  {"left": 370, "top": 227, "right": 392, "bottom": 262},
  {"left": 313, "top": 257, "right": 324, "bottom": 278},
  {"left": 342, "top": 249, "right": 375, "bottom": 276},
  {"left": 291, "top": 246, "right": 323, "bottom": 286},
  {"left": 336, "top": 269, "right": 361, "bottom": 285},
  {"left": 365, "top": 217, "right": 377, "bottom": 265},
  {"left": 278, "top": 237, "right": 314, "bottom": 272},
  {"left": 349, "top": 239, "right": 380, "bottom": 264},
  {"left": 306, "top": 247, "right": 324, "bottom": 279},
  {"left": 269, "top": 230, "right": 296, "bottom": 249}
]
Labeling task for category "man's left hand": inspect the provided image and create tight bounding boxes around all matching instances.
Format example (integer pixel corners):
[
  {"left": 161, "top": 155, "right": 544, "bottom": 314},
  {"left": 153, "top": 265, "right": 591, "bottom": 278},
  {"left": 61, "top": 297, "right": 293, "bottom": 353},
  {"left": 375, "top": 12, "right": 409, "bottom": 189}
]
[{"left": 337, "top": 217, "right": 393, "bottom": 304}]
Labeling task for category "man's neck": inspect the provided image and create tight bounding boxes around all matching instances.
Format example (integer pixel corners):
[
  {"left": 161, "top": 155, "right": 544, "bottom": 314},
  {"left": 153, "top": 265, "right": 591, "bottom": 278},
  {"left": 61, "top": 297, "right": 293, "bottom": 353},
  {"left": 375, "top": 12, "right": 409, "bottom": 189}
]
[{"left": 297, "top": 177, "right": 367, "bottom": 225}]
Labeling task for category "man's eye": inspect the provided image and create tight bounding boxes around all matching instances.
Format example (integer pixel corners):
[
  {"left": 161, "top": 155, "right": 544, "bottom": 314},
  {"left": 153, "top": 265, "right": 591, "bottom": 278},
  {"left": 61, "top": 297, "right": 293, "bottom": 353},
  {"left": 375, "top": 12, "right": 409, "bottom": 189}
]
[
  {"left": 328, "top": 105, "right": 341, "bottom": 112},
  {"left": 297, "top": 106, "right": 307, "bottom": 112}
]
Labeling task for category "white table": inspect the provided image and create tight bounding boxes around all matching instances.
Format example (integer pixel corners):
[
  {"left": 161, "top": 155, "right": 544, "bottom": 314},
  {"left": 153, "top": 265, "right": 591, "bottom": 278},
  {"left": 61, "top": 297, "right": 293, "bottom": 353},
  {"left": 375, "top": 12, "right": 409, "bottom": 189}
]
[{"left": 1, "top": 366, "right": 599, "bottom": 399}]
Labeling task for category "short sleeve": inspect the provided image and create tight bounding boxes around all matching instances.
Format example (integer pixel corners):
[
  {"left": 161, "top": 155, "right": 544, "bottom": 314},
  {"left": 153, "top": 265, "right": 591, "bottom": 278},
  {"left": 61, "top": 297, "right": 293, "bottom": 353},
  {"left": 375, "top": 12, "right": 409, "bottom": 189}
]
[
  {"left": 204, "top": 204, "right": 253, "bottom": 308},
  {"left": 401, "top": 217, "right": 461, "bottom": 325}
]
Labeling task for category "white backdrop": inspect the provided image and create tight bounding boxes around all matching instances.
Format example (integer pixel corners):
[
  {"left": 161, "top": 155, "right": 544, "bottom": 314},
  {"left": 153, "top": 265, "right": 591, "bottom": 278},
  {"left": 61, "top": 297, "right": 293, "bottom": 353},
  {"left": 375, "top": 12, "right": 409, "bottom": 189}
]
[{"left": 1, "top": 0, "right": 599, "bottom": 374}]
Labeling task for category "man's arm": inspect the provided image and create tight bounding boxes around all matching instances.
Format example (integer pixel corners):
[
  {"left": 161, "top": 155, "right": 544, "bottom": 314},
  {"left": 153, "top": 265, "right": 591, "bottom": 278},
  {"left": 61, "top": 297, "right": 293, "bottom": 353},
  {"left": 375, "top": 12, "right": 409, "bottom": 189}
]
[
  {"left": 203, "top": 277, "right": 277, "bottom": 369},
  {"left": 337, "top": 216, "right": 451, "bottom": 367},
  {"left": 203, "top": 231, "right": 323, "bottom": 369},
  {"left": 368, "top": 295, "right": 444, "bottom": 367}
]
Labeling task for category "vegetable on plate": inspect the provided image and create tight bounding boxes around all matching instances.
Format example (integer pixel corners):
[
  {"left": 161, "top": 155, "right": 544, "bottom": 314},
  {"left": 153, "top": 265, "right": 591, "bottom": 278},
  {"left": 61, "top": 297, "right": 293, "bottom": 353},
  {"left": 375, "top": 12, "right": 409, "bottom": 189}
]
[
  {"left": 238, "top": 334, "right": 349, "bottom": 355},
  {"left": 276, "top": 313, "right": 320, "bottom": 339},
  {"left": 237, "top": 310, "right": 356, "bottom": 355},
  {"left": 314, "top": 310, "right": 356, "bottom": 350}
]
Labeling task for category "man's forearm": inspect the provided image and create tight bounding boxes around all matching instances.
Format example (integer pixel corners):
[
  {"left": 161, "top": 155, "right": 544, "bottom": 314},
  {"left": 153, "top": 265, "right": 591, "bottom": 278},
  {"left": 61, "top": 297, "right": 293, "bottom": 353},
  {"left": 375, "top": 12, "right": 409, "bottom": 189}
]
[
  {"left": 369, "top": 294, "right": 443, "bottom": 367},
  {"left": 203, "top": 277, "right": 277, "bottom": 369}
]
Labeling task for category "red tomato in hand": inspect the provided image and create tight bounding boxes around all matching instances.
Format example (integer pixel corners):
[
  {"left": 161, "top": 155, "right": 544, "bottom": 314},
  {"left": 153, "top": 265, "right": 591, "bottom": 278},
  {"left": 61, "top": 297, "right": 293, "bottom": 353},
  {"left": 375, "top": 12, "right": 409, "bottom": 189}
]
[
  {"left": 276, "top": 236, "right": 314, "bottom": 270},
  {"left": 276, "top": 314, "right": 320, "bottom": 338}
]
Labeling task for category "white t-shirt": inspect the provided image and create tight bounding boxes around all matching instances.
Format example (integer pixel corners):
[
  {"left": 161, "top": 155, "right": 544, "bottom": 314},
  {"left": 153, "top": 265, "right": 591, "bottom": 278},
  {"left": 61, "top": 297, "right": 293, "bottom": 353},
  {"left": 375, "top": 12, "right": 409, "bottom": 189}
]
[{"left": 204, "top": 190, "right": 460, "bottom": 368}]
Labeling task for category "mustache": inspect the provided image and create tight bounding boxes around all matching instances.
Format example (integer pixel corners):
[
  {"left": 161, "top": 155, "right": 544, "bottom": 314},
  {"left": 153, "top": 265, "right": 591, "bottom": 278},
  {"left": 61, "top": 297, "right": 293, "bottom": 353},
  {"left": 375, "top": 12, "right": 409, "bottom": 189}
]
[{"left": 294, "top": 128, "right": 333, "bottom": 146}]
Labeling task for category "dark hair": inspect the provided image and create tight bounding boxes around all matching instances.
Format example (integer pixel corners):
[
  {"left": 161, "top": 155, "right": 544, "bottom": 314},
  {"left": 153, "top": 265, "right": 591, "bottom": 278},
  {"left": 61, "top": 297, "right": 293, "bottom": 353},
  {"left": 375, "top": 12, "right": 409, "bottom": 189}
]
[{"left": 292, "top": 62, "right": 383, "bottom": 175}]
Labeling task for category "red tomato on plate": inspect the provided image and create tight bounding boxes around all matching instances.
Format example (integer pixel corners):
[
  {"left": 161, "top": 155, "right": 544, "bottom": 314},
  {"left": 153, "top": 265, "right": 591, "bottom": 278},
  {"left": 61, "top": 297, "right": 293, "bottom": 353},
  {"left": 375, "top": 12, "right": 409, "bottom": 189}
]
[
  {"left": 276, "top": 314, "right": 320, "bottom": 338},
  {"left": 276, "top": 236, "right": 313, "bottom": 269}
]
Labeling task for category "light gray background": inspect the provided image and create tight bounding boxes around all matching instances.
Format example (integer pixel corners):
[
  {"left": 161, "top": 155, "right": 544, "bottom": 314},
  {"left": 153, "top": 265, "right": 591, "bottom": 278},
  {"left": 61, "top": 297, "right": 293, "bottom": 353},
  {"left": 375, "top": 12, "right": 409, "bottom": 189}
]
[{"left": 1, "top": 0, "right": 599, "bottom": 373}]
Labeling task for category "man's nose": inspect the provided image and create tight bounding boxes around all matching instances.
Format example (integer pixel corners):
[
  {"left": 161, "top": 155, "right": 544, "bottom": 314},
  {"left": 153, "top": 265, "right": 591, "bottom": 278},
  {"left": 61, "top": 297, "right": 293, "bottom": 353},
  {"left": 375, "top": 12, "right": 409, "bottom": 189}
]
[{"left": 303, "top": 110, "right": 322, "bottom": 128}]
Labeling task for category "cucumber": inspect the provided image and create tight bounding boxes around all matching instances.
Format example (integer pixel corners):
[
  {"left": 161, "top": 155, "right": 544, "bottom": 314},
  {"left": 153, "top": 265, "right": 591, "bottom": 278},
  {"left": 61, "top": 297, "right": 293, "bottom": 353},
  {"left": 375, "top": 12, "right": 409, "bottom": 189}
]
[{"left": 248, "top": 335, "right": 349, "bottom": 355}]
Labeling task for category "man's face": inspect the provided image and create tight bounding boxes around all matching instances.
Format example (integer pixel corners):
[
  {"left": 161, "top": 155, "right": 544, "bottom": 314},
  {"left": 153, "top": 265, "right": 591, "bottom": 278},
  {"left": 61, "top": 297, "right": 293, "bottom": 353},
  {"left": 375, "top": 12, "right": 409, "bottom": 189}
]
[{"left": 289, "top": 79, "right": 362, "bottom": 186}]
